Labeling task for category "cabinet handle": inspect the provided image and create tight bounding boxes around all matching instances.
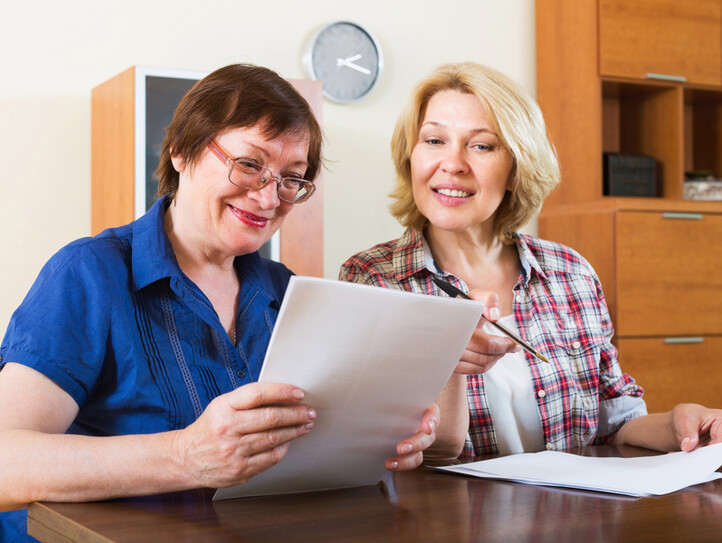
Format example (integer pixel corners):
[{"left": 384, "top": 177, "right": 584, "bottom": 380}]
[
  {"left": 664, "top": 337, "right": 704, "bottom": 344},
  {"left": 646, "top": 73, "right": 686, "bottom": 83},
  {"left": 661, "top": 212, "right": 703, "bottom": 220}
]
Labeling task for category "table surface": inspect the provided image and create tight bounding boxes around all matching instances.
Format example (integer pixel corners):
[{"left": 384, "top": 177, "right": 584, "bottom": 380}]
[{"left": 27, "top": 445, "right": 722, "bottom": 543}]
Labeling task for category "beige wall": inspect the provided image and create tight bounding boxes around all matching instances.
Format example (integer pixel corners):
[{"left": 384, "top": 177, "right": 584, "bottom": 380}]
[{"left": 0, "top": 0, "right": 535, "bottom": 332}]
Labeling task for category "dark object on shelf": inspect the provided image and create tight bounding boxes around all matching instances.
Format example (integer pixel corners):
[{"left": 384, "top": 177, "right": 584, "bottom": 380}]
[
  {"left": 685, "top": 170, "right": 715, "bottom": 181},
  {"left": 603, "top": 153, "right": 658, "bottom": 197}
]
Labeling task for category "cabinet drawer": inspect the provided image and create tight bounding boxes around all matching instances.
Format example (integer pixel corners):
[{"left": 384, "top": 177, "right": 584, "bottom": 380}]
[
  {"left": 615, "top": 211, "right": 722, "bottom": 337},
  {"left": 617, "top": 336, "right": 722, "bottom": 413},
  {"left": 599, "top": 0, "right": 722, "bottom": 86}
]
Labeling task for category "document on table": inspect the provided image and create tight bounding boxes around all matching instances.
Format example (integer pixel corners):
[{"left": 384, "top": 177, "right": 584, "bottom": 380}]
[
  {"left": 434, "top": 443, "right": 722, "bottom": 497},
  {"left": 213, "top": 276, "right": 485, "bottom": 501}
]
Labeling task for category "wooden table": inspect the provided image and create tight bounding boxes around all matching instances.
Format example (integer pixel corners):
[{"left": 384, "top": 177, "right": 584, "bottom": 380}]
[{"left": 28, "top": 445, "right": 722, "bottom": 543}]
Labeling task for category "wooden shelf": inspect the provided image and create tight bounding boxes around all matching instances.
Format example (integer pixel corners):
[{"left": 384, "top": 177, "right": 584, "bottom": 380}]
[{"left": 536, "top": 0, "right": 722, "bottom": 413}]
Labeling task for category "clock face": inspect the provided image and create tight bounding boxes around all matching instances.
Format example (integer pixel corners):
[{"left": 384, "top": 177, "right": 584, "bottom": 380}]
[{"left": 304, "top": 22, "right": 383, "bottom": 104}]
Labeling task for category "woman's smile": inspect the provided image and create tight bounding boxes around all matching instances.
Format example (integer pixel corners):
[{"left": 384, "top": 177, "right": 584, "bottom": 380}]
[{"left": 227, "top": 203, "right": 273, "bottom": 229}]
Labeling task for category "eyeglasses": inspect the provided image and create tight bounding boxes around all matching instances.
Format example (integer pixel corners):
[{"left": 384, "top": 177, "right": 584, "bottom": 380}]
[{"left": 206, "top": 139, "right": 315, "bottom": 204}]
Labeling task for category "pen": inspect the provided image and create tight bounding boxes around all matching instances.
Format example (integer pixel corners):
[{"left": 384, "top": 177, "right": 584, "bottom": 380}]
[{"left": 431, "top": 277, "right": 550, "bottom": 364}]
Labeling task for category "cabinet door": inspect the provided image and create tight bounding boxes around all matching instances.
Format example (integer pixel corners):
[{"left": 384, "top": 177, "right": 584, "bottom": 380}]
[
  {"left": 615, "top": 211, "right": 722, "bottom": 337},
  {"left": 599, "top": 0, "right": 722, "bottom": 86},
  {"left": 617, "top": 336, "right": 722, "bottom": 413}
]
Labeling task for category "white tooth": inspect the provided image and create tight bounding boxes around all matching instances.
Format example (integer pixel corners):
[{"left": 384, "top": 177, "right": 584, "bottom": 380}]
[{"left": 437, "top": 188, "right": 471, "bottom": 198}]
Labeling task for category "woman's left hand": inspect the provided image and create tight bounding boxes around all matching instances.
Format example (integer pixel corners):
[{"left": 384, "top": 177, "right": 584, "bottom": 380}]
[
  {"left": 386, "top": 403, "right": 440, "bottom": 471},
  {"left": 672, "top": 403, "right": 722, "bottom": 451}
]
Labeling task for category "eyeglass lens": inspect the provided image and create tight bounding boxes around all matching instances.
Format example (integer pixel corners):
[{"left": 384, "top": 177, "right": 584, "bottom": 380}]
[{"left": 230, "top": 159, "right": 311, "bottom": 203}]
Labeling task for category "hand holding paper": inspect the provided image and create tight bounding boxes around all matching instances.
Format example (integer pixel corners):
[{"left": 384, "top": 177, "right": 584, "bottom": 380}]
[{"left": 214, "top": 277, "right": 485, "bottom": 500}]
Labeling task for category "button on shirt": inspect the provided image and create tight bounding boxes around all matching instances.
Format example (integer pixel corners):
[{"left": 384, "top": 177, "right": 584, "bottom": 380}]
[
  {"left": 339, "top": 227, "right": 647, "bottom": 459},
  {"left": 0, "top": 197, "right": 292, "bottom": 542}
]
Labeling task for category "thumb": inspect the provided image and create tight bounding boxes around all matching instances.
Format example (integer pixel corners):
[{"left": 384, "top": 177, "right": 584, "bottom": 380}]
[
  {"left": 675, "top": 407, "right": 701, "bottom": 452},
  {"left": 467, "top": 288, "right": 500, "bottom": 322},
  {"left": 680, "top": 434, "right": 699, "bottom": 452}
]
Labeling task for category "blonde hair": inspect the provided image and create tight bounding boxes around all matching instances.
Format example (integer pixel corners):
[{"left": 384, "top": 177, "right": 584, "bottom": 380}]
[{"left": 390, "top": 62, "right": 560, "bottom": 243}]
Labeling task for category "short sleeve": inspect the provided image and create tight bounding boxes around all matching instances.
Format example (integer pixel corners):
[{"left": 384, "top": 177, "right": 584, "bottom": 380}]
[{"left": 0, "top": 241, "right": 113, "bottom": 405}]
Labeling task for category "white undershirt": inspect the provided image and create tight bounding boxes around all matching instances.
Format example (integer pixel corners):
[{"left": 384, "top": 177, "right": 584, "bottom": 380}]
[{"left": 482, "top": 314, "right": 545, "bottom": 455}]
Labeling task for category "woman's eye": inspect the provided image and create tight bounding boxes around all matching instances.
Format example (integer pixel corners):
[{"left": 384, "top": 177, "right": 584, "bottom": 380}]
[
  {"left": 425, "top": 138, "right": 443, "bottom": 146},
  {"left": 234, "top": 158, "right": 264, "bottom": 175},
  {"left": 472, "top": 143, "right": 492, "bottom": 151}
]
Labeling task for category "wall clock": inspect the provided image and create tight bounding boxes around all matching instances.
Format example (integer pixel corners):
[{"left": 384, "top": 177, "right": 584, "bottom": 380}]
[{"left": 303, "top": 21, "right": 384, "bottom": 104}]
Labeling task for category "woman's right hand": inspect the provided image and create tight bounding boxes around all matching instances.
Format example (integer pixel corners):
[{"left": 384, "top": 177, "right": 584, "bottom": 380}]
[
  {"left": 454, "top": 288, "right": 520, "bottom": 374},
  {"left": 173, "top": 382, "right": 315, "bottom": 489}
]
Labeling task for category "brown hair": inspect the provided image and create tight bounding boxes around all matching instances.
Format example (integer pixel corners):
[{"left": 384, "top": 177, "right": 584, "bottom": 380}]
[
  {"left": 156, "top": 64, "right": 323, "bottom": 200},
  {"left": 390, "top": 62, "right": 560, "bottom": 243}
]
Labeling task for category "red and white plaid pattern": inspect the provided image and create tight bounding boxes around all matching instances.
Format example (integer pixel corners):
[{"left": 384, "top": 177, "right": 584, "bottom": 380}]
[{"left": 340, "top": 228, "right": 645, "bottom": 458}]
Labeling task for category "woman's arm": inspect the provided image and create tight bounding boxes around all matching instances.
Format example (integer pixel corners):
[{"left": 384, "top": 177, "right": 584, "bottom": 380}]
[
  {"left": 423, "top": 374, "right": 468, "bottom": 462},
  {"left": 0, "top": 363, "right": 315, "bottom": 511},
  {"left": 614, "top": 403, "right": 722, "bottom": 452}
]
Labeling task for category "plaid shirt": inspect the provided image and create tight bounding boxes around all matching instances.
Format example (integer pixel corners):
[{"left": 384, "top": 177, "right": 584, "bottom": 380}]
[{"left": 339, "top": 228, "right": 646, "bottom": 458}]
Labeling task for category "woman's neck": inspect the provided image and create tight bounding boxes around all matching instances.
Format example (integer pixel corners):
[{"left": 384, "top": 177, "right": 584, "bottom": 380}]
[
  {"left": 425, "top": 225, "right": 504, "bottom": 277},
  {"left": 164, "top": 199, "right": 235, "bottom": 280},
  {"left": 425, "top": 224, "right": 520, "bottom": 314},
  {"left": 163, "top": 201, "right": 240, "bottom": 334}
]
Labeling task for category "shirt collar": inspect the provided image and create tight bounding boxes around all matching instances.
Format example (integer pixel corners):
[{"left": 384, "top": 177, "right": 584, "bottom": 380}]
[
  {"left": 131, "top": 197, "right": 180, "bottom": 292},
  {"left": 391, "top": 227, "right": 548, "bottom": 286},
  {"left": 514, "top": 233, "right": 548, "bottom": 285},
  {"left": 130, "top": 197, "right": 281, "bottom": 304}
]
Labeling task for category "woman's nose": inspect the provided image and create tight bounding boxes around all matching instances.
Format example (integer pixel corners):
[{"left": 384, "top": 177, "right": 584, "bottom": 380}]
[
  {"left": 250, "top": 179, "right": 282, "bottom": 209},
  {"left": 440, "top": 146, "right": 469, "bottom": 174}
]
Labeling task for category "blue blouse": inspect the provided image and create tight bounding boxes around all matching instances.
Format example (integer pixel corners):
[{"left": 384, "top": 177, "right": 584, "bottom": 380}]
[{"left": 0, "top": 197, "right": 292, "bottom": 541}]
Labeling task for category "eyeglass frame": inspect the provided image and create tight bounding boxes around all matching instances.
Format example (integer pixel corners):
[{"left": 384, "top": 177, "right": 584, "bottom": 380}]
[{"left": 206, "top": 139, "right": 316, "bottom": 204}]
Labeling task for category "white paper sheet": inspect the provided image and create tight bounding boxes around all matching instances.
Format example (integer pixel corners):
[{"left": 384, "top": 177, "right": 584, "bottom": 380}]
[
  {"left": 434, "top": 443, "right": 722, "bottom": 496},
  {"left": 213, "top": 276, "right": 485, "bottom": 500}
]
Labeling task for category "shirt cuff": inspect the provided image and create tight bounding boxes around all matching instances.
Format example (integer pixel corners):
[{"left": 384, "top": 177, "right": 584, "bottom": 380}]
[{"left": 598, "top": 395, "right": 648, "bottom": 437}]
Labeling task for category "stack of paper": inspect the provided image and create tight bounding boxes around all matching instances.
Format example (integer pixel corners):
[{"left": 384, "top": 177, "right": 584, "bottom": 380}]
[{"left": 435, "top": 443, "right": 722, "bottom": 496}]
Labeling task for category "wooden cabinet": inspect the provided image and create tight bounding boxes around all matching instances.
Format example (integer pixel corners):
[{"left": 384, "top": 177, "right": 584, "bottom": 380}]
[
  {"left": 91, "top": 67, "right": 324, "bottom": 277},
  {"left": 599, "top": 0, "right": 722, "bottom": 86},
  {"left": 617, "top": 337, "right": 722, "bottom": 413},
  {"left": 615, "top": 211, "right": 722, "bottom": 337},
  {"left": 537, "top": 1, "right": 722, "bottom": 412}
]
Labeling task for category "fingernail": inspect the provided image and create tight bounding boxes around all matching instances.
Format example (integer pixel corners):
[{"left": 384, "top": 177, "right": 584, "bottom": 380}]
[
  {"left": 293, "top": 389, "right": 304, "bottom": 400},
  {"left": 388, "top": 461, "right": 399, "bottom": 470},
  {"left": 399, "top": 443, "right": 413, "bottom": 454},
  {"left": 681, "top": 437, "right": 691, "bottom": 448},
  {"left": 307, "top": 408, "right": 316, "bottom": 420},
  {"left": 304, "top": 422, "right": 314, "bottom": 430},
  {"left": 489, "top": 307, "right": 500, "bottom": 320}
]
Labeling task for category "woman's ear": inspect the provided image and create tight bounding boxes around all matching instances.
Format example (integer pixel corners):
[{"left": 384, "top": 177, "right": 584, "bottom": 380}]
[{"left": 171, "top": 154, "right": 185, "bottom": 173}]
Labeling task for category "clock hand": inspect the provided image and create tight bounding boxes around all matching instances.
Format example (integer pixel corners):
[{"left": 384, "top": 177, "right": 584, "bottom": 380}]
[
  {"left": 344, "top": 54, "right": 362, "bottom": 63},
  {"left": 342, "top": 60, "right": 371, "bottom": 75}
]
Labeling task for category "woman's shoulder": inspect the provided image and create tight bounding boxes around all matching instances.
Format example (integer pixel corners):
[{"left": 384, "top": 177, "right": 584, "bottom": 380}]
[
  {"left": 339, "top": 231, "right": 415, "bottom": 282},
  {"left": 50, "top": 227, "right": 133, "bottom": 273},
  {"left": 342, "top": 238, "right": 399, "bottom": 266}
]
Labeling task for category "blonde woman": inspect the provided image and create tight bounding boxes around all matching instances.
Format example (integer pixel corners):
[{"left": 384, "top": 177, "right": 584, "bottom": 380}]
[{"left": 341, "top": 62, "right": 721, "bottom": 461}]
